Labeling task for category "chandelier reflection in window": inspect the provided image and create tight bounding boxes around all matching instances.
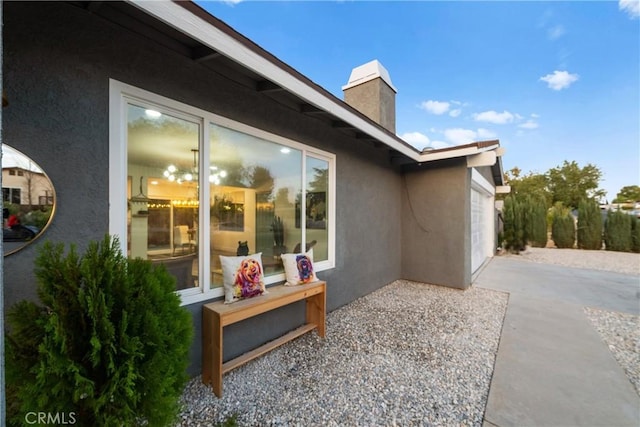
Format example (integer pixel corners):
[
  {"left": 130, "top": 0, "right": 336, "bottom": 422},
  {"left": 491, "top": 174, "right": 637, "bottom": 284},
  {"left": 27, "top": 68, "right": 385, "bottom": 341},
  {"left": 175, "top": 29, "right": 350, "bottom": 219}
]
[{"left": 163, "top": 149, "right": 227, "bottom": 185}]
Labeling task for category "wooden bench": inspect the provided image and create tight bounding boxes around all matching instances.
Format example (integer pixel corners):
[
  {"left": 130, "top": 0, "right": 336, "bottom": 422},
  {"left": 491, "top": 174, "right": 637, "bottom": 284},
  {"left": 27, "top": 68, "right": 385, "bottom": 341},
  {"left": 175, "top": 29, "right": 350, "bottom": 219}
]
[{"left": 202, "top": 280, "right": 326, "bottom": 397}]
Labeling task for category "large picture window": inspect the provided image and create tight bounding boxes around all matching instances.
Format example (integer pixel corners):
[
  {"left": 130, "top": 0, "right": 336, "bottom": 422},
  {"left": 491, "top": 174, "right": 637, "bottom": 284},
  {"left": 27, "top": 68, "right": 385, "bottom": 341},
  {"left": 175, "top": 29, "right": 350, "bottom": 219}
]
[{"left": 110, "top": 80, "right": 335, "bottom": 305}]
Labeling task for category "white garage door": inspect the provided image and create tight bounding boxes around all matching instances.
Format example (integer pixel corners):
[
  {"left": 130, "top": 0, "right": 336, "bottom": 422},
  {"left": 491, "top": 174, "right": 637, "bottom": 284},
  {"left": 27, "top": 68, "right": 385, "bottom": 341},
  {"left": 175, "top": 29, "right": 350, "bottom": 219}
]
[{"left": 471, "top": 170, "right": 495, "bottom": 274}]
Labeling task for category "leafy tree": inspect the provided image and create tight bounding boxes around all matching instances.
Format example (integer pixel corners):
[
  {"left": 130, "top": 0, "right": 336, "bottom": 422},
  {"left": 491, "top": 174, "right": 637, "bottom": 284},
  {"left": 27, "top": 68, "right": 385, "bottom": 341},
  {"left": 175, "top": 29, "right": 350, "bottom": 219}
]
[
  {"left": 504, "top": 167, "right": 551, "bottom": 207},
  {"left": 551, "top": 203, "right": 575, "bottom": 248},
  {"left": 250, "top": 165, "right": 275, "bottom": 203},
  {"left": 613, "top": 185, "right": 640, "bottom": 203},
  {"left": 604, "top": 210, "right": 632, "bottom": 252},
  {"left": 6, "top": 236, "right": 193, "bottom": 426},
  {"left": 547, "top": 161, "right": 605, "bottom": 209},
  {"left": 577, "top": 199, "right": 603, "bottom": 250}
]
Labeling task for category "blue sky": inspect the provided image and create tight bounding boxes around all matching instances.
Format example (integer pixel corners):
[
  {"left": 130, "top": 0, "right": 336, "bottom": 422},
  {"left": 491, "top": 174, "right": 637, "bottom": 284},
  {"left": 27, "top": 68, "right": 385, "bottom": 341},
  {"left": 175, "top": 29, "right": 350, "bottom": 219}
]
[{"left": 196, "top": 0, "right": 639, "bottom": 201}]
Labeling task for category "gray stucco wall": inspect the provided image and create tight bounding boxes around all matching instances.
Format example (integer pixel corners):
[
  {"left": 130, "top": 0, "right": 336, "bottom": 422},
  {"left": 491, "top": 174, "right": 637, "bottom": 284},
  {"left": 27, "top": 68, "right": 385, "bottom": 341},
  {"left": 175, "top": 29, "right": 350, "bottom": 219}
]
[
  {"left": 3, "top": 2, "right": 402, "bottom": 375},
  {"left": 400, "top": 159, "right": 472, "bottom": 289}
]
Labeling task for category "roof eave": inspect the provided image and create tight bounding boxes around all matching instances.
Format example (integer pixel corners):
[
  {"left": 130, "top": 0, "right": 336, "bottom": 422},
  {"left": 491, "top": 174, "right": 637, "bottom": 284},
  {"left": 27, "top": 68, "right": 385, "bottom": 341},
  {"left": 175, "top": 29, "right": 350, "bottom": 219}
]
[
  {"left": 128, "top": 0, "right": 421, "bottom": 160},
  {"left": 126, "top": 1, "right": 507, "bottom": 175}
]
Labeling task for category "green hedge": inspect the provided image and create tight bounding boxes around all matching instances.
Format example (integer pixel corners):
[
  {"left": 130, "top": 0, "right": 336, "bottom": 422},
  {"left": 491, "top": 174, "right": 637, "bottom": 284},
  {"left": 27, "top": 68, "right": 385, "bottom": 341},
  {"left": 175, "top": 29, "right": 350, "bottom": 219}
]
[
  {"left": 577, "top": 199, "right": 603, "bottom": 250},
  {"left": 632, "top": 216, "right": 640, "bottom": 253},
  {"left": 503, "top": 195, "right": 525, "bottom": 253},
  {"left": 528, "top": 196, "right": 548, "bottom": 248},
  {"left": 604, "top": 210, "right": 632, "bottom": 252},
  {"left": 551, "top": 204, "right": 575, "bottom": 249}
]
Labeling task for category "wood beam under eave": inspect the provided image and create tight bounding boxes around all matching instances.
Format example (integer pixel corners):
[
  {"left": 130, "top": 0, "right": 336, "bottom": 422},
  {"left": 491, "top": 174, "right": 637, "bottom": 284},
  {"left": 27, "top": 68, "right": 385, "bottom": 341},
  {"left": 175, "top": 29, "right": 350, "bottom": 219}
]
[
  {"left": 355, "top": 132, "right": 380, "bottom": 144},
  {"left": 300, "top": 104, "right": 325, "bottom": 114},
  {"left": 192, "top": 46, "right": 221, "bottom": 62},
  {"left": 332, "top": 121, "right": 357, "bottom": 130},
  {"left": 86, "top": 1, "right": 103, "bottom": 13},
  {"left": 256, "top": 81, "right": 285, "bottom": 93}
]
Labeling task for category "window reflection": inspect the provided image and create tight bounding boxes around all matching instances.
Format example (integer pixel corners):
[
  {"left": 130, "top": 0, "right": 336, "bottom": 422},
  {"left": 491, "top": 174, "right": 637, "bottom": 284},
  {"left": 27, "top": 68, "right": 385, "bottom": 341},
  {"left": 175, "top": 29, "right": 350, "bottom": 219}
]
[
  {"left": 305, "top": 157, "right": 329, "bottom": 262},
  {"left": 2, "top": 144, "right": 55, "bottom": 255},
  {"left": 209, "top": 124, "right": 302, "bottom": 288},
  {"left": 127, "top": 104, "right": 200, "bottom": 291}
]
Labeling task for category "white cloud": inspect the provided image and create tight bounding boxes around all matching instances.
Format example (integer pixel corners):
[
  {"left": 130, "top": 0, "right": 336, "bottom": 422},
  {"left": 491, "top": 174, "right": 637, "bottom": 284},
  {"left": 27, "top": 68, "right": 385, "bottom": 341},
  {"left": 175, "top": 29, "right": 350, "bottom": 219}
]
[
  {"left": 449, "top": 109, "right": 462, "bottom": 118},
  {"left": 400, "top": 132, "right": 454, "bottom": 150},
  {"left": 400, "top": 132, "right": 431, "bottom": 150},
  {"left": 531, "top": 113, "right": 540, "bottom": 118},
  {"left": 547, "top": 24, "right": 566, "bottom": 40},
  {"left": 620, "top": 0, "right": 640, "bottom": 18},
  {"left": 519, "top": 120, "right": 539, "bottom": 129},
  {"left": 430, "top": 140, "right": 451, "bottom": 149},
  {"left": 473, "top": 110, "right": 515, "bottom": 124},
  {"left": 419, "top": 100, "right": 450, "bottom": 115},
  {"left": 444, "top": 128, "right": 478, "bottom": 145},
  {"left": 539, "top": 70, "right": 579, "bottom": 90},
  {"left": 442, "top": 127, "right": 499, "bottom": 146},
  {"left": 477, "top": 128, "right": 497, "bottom": 139}
]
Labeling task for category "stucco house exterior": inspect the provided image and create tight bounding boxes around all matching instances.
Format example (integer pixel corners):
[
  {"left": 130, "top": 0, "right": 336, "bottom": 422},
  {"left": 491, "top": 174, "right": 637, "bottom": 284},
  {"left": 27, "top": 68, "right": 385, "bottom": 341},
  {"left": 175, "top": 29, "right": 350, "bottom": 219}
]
[{"left": 1, "top": 1, "right": 507, "bottom": 375}]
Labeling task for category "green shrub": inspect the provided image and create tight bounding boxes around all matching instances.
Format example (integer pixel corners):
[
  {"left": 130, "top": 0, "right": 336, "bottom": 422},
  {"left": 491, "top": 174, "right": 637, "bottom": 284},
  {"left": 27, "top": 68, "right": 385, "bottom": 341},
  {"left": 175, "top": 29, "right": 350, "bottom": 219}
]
[
  {"left": 528, "top": 196, "right": 548, "bottom": 248},
  {"left": 631, "top": 216, "right": 640, "bottom": 253},
  {"left": 5, "top": 235, "right": 193, "bottom": 427},
  {"left": 551, "top": 203, "right": 575, "bottom": 248},
  {"left": 503, "top": 195, "right": 525, "bottom": 253},
  {"left": 604, "top": 210, "right": 632, "bottom": 252},
  {"left": 577, "top": 198, "right": 603, "bottom": 250}
]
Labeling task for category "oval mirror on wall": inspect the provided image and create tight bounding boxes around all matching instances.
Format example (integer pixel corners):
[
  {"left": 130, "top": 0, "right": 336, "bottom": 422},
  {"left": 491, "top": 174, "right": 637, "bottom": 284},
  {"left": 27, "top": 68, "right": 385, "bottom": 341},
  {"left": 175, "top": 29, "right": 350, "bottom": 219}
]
[{"left": 2, "top": 144, "right": 56, "bottom": 256}]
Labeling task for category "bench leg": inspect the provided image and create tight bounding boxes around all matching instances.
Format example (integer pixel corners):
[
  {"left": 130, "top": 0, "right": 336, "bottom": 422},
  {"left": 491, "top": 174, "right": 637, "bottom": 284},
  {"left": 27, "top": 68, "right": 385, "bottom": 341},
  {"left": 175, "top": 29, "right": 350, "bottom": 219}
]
[
  {"left": 202, "top": 309, "right": 224, "bottom": 397},
  {"left": 306, "top": 284, "right": 326, "bottom": 338}
]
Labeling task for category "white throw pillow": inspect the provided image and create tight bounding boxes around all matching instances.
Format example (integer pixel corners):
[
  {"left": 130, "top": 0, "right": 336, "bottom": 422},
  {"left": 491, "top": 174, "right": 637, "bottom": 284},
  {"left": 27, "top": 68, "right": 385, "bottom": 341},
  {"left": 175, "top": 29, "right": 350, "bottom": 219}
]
[{"left": 281, "top": 249, "right": 317, "bottom": 286}]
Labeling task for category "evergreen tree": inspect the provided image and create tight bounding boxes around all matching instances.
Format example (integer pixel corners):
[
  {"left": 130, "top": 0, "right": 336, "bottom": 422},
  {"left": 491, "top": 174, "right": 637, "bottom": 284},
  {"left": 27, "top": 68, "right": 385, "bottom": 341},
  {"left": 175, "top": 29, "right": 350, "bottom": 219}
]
[
  {"left": 577, "top": 199, "right": 603, "bottom": 250},
  {"left": 551, "top": 203, "right": 575, "bottom": 248},
  {"left": 503, "top": 195, "right": 525, "bottom": 253},
  {"left": 604, "top": 210, "right": 632, "bottom": 252},
  {"left": 6, "top": 236, "right": 193, "bottom": 426},
  {"left": 528, "top": 196, "right": 549, "bottom": 248},
  {"left": 631, "top": 216, "right": 640, "bottom": 253}
]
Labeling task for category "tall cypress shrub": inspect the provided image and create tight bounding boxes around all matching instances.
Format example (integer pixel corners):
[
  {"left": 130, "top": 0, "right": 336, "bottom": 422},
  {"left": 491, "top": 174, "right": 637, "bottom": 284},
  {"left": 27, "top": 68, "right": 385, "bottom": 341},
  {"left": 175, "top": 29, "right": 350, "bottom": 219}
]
[
  {"left": 503, "top": 195, "right": 525, "bottom": 253},
  {"left": 577, "top": 198, "right": 603, "bottom": 250},
  {"left": 604, "top": 210, "right": 632, "bottom": 252},
  {"left": 528, "top": 196, "right": 548, "bottom": 248},
  {"left": 631, "top": 216, "right": 640, "bottom": 253},
  {"left": 5, "top": 236, "right": 193, "bottom": 427},
  {"left": 551, "top": 203, "right": 575, "bottom": 248},
  {"left": 521, "top": 196, "right": 532, "bottom": 247}
]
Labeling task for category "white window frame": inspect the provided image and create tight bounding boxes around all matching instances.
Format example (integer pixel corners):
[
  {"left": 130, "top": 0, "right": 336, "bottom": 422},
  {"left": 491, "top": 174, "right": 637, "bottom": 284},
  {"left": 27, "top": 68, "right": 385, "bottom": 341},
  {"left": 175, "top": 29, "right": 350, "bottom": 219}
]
[{"left": 109, "top": 79, "right": 336, "bottom": 305}]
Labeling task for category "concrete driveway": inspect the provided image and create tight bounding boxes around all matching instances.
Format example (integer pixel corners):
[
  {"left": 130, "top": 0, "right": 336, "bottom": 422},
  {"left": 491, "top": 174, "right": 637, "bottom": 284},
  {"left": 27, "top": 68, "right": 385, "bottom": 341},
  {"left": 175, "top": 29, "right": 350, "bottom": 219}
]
[{"left": 475, "top": 256, "right": 640, "bottom": 427}]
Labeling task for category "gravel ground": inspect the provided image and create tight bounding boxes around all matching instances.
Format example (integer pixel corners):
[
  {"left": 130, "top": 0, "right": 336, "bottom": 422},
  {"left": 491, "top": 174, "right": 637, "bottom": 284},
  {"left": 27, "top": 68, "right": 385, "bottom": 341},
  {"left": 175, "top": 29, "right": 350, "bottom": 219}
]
[
  {"left": 584, "top": 307, "right": 640, "bottom": 397},
  {"left": 177, "top": 280, "right": 508, "bottom": 426},
  {"left": 500, "top": 246, "right": 640, "bottom": 276},
  {"left": 177, "top": 248, "right": 639, "bottom": 426}
]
